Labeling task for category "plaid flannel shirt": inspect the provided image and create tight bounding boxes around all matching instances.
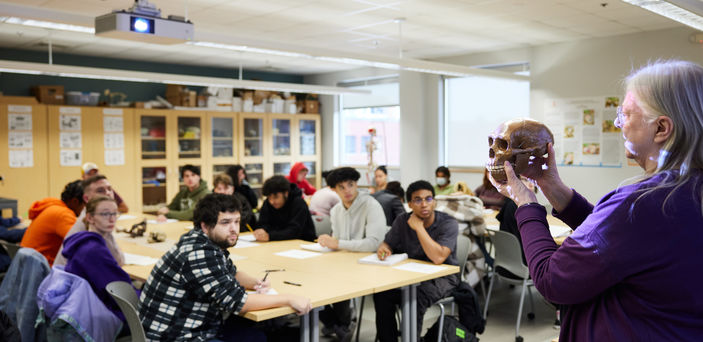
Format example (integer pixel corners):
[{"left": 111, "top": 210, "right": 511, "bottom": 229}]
[{"left": 139, "top": 229, "right": 248, "bottom": 341}]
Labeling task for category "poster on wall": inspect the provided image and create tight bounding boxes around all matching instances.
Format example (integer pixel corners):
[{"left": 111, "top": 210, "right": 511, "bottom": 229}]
[
  {"left": 9, "top": 132, "right": 33, "bottom": 148},
  {"left": 105, "top": 149, "right": 125, "bottom": 166},
  {"left": 544, "top": 96, "right": 624, "bottom": 167},
  {"left": 60, "top": 150, "right": 82, "bottom": 166},
  {"left": 104, "top": 133, "right": 124, "bottom": 149},
  {"left": 9, "top": 149, "right": 33, "bottom": 168},
  {"left": 104, "top": 116, "right": 124, "bottom": 132},
  {"left": 8, "top": 113, "right": 32, "bottom": 131},
  {"left": 59, "top": 114, "right": 81, "bottom": 131},
  {"left": 60, "top": 132, "right": 82, "bottom": 149}
]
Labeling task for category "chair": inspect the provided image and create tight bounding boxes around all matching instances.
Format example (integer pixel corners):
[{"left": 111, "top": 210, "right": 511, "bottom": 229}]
[
  {"left": 0, "top": 241, "right": 20, "bottom": 259},
  {"left": 354, "top": 235, "right": 472, "bottom": 342},
  {"left": 107, "top": 281, "right": 146, "bottom": 342},
  {"left": 482, "top": 230, "right": 535, "bottom": 342},
  {"left": 312, "top": 215, "right": 331, "bottom": 236}
]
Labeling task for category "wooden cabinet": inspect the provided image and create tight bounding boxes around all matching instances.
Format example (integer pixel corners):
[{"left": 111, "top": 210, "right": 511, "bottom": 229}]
[{"left": 0, "top": 103, "right": 49, "bottom": 217}]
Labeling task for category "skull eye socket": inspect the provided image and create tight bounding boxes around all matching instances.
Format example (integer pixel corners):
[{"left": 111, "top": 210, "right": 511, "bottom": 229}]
[
  {"left": 496, "top": 138, "right": 508, "bottom": 150},
  {"left": 489, "top": 148, "right": 494, "bottom": 158},
  {"left": 488, "top": 137, "right": 493, "bottom": 146}
]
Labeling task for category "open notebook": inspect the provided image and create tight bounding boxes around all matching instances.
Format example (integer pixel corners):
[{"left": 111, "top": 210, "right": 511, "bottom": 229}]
[{"left": 358, "top": 253, "right": 408, "bottom": 266}]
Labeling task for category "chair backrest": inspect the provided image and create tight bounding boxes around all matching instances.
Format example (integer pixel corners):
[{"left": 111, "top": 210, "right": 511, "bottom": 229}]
[
  {"left": 456, "top": 234, "right": 472, "bottom": 279},
  {"left": 312, "top": 215, "right": 331, "bottom": 236},
  {"left": 490, "top": 230, "right": 529, "bottom": 279},
  {"left": 106, "top": 281, "right": 146, "bottom": 342},
  {"left": 0, "top": 241, "right": 20, "bottom": 259}
]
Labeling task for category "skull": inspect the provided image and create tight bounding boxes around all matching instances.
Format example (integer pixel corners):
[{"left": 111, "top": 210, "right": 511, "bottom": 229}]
[{"left": 487, "top": 118, "right": 553, "bottom": 182}]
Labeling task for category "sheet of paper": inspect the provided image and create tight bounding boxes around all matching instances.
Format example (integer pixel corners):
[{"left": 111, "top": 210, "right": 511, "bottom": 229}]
[
  {"left": 123, "top": 253, "right": 159, "bottom": 266},
  {"left": 8, "top": 113, "right": 32, "bottom": 130},
  {"left": 59, "top": 150, "right": 82, "bottom": 166},
  {"left": 60, "top": 132, "right": 82, "bottom": 148},
  {"left": 9, "top": 149, "right": 33, "bottom": 168},
  {"left": 105, "top": 149, "right": 125, "bottom": 166},
  {"left": 229, "top": 254, "right": 247, "bottom": 262},
  {"left": 59, "top": 114, "right": 81, "bottom": 131},
  {"left": 104, "top": 133, "right": 124, "bottom": 148},
  {"left": 233, "top": 240, "right": 259, "bottom": 248},
  {"left": 147, "top": 219, "right": 177, "bottom": 224},
  {"left": 116, "top": 214, "right": 137, "bottom": 221},
  {"left": 104, "top": 116, "right": 124, "bottom": 132},
  {"left": 485, "top": 224, "right": 499, "bottom": 231},
  {"left": 358, "top": 253, "right": 408, "bottom": 266},
  {"left": 393, "top": 262, "right": 447, "bottom": 274},
  {"left": 549, "top": 225, "right": 572, "bottom": 238},
  {"left": 274, "top": 249, "right": 322, "bottom": 259},
  {"left": 300, "top": 243, "right": 334, "bottom": 253},
  {"left": 246, "top": 288, "right": 278, "bottom": 295},
  {"left": 9, "top": 132, "right": 32, "bottom": 148},
  {"left": 239, "top": 234, "right": 257, "bottom": 242}
]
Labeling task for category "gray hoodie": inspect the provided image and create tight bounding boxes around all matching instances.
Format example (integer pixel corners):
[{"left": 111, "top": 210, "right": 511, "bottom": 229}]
[{"left": 330, "top": 192, "right": 387, "bottom": 252}]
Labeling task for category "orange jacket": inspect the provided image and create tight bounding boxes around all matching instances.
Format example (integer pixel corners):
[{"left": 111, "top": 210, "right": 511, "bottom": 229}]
[{"left": 20, "top": 198, "right": 77, "bottom": 265}]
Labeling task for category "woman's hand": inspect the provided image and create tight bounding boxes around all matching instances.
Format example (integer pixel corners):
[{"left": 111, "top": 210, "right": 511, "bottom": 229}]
[
  {"left": 519, "top": 143, "right": 573, "bottom": 212},
  {"left": 489, "top": 161, "right": 538, "bottom": 207}
]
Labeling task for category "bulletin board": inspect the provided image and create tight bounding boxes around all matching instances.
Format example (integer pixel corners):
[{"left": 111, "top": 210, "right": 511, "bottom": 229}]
[{"left": 544, "top": 96, "right": 625, "bottom": 168}]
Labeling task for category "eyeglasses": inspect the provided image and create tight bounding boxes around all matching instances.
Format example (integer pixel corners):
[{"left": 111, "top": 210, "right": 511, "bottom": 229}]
[
  {"left": 614, "top": 106, "right": 625, "bottom": 129},
  {"left": 96, "top": 212, "right": 119, "bottom": 219},
  {"left": 411, "top": 196, "right": 434, "bottom": 206}
]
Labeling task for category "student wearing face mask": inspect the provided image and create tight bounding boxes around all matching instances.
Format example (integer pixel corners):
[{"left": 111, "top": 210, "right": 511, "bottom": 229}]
[{"left": 433, "top": 166, "right": 454, "bottom": 196}]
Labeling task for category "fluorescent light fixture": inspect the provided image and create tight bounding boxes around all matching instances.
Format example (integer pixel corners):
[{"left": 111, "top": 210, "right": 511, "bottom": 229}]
[
  {"left": 0, "top": 16, "right": 95, "bottom": 33},
  {"left": 0, "top": 60, "right": 371, "bottom": 95},
  {"left": 622, "top": 0, "right": 703, "bottom": 31}
]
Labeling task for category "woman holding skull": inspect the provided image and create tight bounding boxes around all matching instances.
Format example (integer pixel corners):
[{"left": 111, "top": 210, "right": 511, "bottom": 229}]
[{"left": 489, "top": 60, "right": 703, "bottom": 341}]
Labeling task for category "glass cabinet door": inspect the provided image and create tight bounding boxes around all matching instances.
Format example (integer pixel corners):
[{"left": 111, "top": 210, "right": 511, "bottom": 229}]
[
  {"left": 299, "top": 119, "right": 316, "bottom": 156},
  {"left": 272, "top": 119, "right": 291, "bottom": 156},
  {"left": 142, "top": 166, "right": 167, "bottom": 213},
  {"left": 244, "top": 118, "right": 263, "bottom": 157},
  {"left": 178, "top": 116, "right": 201, "bottom": 158},
  {"left": 140, "top": 116, "right": 166, "bottom": 159},
  {"left": 244, "top": 163, "right": 264, "bottom": 193},
  {"left": 212, "top": 117, "right": 234, "bottom": 158},
  {"left": 274, "top": 162, "right": 291, "bottom": 176},
  {"left": 303, "top": 161, "right": 316, "bottom": 186}
]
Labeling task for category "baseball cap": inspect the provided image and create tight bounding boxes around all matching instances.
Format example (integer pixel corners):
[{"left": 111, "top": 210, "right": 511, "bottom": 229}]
[{"left": 82, "top": 162, "right": 99, "bottom": 176}]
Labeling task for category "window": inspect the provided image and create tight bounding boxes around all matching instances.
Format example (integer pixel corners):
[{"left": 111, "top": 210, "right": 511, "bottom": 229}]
[
  {"left": 339, "top": 81, "right": 400, "bottom": 166},
  {"left": 444, "top": 73, "right": 530, "bottom": 167}
]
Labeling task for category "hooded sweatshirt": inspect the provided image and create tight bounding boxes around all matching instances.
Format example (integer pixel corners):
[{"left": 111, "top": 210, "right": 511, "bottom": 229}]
[
  {"left": 20, "top": 198, "right": 77, "bottom": 265},
  {"left": 166, "top": 179, "right": 210, "bottom": 221},
  {"left": 286, "top": 162, "right": 316, "bottom": 196},
  {"left": 62, "top": 231, "right": 136, "bottom": 322},
  {"left": 258, "top": 182, "right": 316, "bottom": 241},
  {"left": 330, "top": 192, "right": 387, "bottom": 252}
]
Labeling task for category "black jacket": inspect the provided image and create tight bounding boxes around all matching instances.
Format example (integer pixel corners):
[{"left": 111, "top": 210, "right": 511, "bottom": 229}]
[
  {"left": 236, "top": 182, "right": 259, "bottom": 210},
  {"left": 371, "top": 190, "right": 406, "bottom": 226},
  {"left": 258, "top": 183, "right": 316, "bottom": 241},
  {"left": 234, "top": 192, "right": 257, "bottom": 229}
]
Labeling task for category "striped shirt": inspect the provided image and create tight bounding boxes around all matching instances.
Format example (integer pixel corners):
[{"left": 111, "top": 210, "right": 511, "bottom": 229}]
[{"left": 139, "top": 229, "right": 247, "bottom": 341}]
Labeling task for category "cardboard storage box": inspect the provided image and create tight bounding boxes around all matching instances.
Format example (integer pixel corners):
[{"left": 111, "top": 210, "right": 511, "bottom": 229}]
[
  {"left": 0, "top": 96, "right": 39, "bottom": 104},
  {"left": 304, "top": 100, "right": 319, "bottom": 114},
  {"left": 32, "top": 85, "right": 64, "bottom": 104}
]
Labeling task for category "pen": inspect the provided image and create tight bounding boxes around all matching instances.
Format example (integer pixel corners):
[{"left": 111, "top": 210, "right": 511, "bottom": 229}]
[
  {"left": 283, "top": 281, "right": 302, "bottom": 286},
  {"left": 262, "top": 272, "right": 269, "bottom": 282},
  {"left": 264, "top": 269, "right": 285, "bottom": 272},
  {"left": 246, "top": 224, "right": 254, "bottom": 233}
]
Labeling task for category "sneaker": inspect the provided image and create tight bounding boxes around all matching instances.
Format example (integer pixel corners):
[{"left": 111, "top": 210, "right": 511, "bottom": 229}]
[
  {"left": 321, "top": 325, "right": 335, "bottom": 337},
  {"left": 335, "top": 322, "right": 355, "bottom": 342}
]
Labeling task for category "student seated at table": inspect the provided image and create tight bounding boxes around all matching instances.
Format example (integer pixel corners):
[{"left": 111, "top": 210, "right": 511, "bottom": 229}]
[
  {"left": 254, "top": 175, "right": 316, "bottom": 242},
  {"left": 308, "top": 170, "right": 340, "bottom": 217},
  {"left": 81, "top": 162, "right": 129, "bottom": 213},
  {"left": 54, "top": 175, "right": 125, "bottom": 267},
  {"left": 213, "top": 173, "right": 256, "bottom": 228},
  {"left": 317, "top": 167, "right": 387, "bottom": 341},
  {"left": 227, "top": 164, "right": 259, "bottom": 210},
  {"left": 139, "top": 193, "right": 312, "bottom": 341},
  {"left": 20, "top": 180, "right": 84, "bottom": 265},
  {"left": 286, "top": 162, "right": 316, "bottom": 196},
  {"left": 61, "top": 195, "right": 137, "bottom": 323},
  {"left": 372, "top": 180, "right": 406, "bottom": 227},
  {"left": 157, "top": 164, "right": 209, "bottom": 222},
  {"left": 374, "top": 180, "right": 460, "bottom": 341}
]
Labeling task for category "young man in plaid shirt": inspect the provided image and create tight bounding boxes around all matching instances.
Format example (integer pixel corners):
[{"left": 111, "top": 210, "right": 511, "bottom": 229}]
[{"left": 139, "top": 193, "right": 311, "bottom": 341}]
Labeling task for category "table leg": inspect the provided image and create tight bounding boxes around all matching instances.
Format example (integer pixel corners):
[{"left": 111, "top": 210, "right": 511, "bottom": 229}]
[
  {"left": 410, "top": 284, "right": 418, "bottom": 342},
  {"left": 300, "top": 312, "right": 310, "bottom": 342},
  {"left": 311, "top": 307, "right": 320, "bottom": 342},
  {"left": 401, "top": 286, "right": 410, "bottom": 342}
]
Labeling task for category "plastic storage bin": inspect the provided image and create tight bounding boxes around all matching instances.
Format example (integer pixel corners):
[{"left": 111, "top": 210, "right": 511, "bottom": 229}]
[{"left": 66, "top": 91, "right": 100, "bottom": 106}]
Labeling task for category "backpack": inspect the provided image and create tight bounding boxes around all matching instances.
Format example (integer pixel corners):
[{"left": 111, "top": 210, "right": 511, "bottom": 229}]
[
  {"left": 423, "top": 315, "right": 478, "bottom": 342},
  {"left": 452, "top": 281, "right": 486, "bottom": 335}
]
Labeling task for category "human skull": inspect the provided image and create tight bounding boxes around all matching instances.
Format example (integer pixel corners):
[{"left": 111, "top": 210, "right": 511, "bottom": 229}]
[{"left": 487, "top": 118, "right": 553, "bottom": 182}]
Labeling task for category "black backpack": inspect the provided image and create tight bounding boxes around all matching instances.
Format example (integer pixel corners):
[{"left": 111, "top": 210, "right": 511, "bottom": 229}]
[
  {"left": 452, "top": 281, "right": 486, "bottom": 335},
  {"left": 423, "top": 315, "right": 478, "bottom": 342}
]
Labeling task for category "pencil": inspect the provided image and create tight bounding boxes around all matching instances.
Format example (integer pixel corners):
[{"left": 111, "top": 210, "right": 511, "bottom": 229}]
[
  {"left": 262, "top": 272, "right": 269, "bottom": 282},
  {"left": 246, "top": 224, "right": 254, "bottom": 232},
  {"left": 283, "top": 281, "right": 301, "bottom": 286}
]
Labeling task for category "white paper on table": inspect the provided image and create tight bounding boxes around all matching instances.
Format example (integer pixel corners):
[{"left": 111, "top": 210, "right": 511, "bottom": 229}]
[
  {"left": 183, "top": 225, "right": 194, "bottom": 230},
  {"left": 123, "top": 253, "right": 159, "bottom": 266},
  {"left": 274, "top": 249, "right": 321, "bottom": 259},
  {"left": 147, "top": 219, "right": 177, "bottom": 224},
  {"left": 233, "top": 240, "right": 259, "bottom": 248},
  {"left": 549, "top": 225, "right": 572, "bottom": 238},
  {"left": 300, "top": 243, "right": 334, "bottom": 253},
  {"left": 239, "top": 234, "right": 257, "bottom": 242},
  {"left": 246, "top": 288, "right": 279, "bottom": 295},
  {"left": 117, "top": 214, "right": 137, "bottom": 221},
  {"left": 485, "top": 224, "right": 499, "bottom": 231},
  {"left": 358, "top": 253, "right": 407, "bottom": 266},
  {"left": 229, "top": 254, "right": 247, "bottom": 262},
  {"left": 393, "top": 262, "right": 447, "bottom": 274}
]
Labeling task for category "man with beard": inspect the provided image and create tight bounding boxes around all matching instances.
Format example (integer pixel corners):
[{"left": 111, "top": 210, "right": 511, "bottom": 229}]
[{"left": 139, "top": 193, "right": 311, "bottom": 341}]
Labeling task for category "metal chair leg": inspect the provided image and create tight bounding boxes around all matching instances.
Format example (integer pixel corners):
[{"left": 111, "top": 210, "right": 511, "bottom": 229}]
[
  {"left": 483, "top": 270, "right": 496, "bottom": 318},
  {"left": 356, "top": 296, "right": 364, "bottom": 342},
  {"left": 516, "top": 279, "right": 528, "bottom": 340},
  {"left": 437, "top": 302, "right": 445, "bottom": 342}
]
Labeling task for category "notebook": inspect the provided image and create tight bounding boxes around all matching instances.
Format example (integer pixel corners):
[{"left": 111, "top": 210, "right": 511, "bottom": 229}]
[
  {"left": 300, "top": 243, "right": 334, "bottom": 253},
  {"left": 358, "top": 253, "right": 408, "bottom": 266}
]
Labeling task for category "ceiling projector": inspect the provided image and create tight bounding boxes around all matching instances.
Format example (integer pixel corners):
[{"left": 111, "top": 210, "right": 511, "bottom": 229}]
[{"left": 95, "top": 0, "right": 193, "bottom": 44}]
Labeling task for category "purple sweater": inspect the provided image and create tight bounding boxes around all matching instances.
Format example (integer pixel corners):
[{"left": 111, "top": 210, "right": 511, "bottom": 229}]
[{"left": 515, "top": 172, "right": 703, "bottom": 341}]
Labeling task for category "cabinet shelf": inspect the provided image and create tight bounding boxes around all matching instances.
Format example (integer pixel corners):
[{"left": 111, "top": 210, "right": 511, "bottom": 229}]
[
  {"left": 179, "top": 138, "right": 201, "bottom": 140},
  {"left": 141, "top": 137, "right": 166, "bottom": 140},
  {"left": 245, "top": 137, "right": 262, "bottom": 140},
  {"left": 142, "top": 183, "right": 165, "bottom": 188},
  {"left": 142, "top": 151, "right": 166, "bottom": 155},
  {"left": 212, "top": 137, "right": 233, "bottom": 140}
]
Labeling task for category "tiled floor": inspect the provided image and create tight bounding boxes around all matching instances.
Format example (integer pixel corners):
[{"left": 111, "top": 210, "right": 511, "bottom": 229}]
[{"left": 319, "top": 280, "right": 560, "bottom": 342}]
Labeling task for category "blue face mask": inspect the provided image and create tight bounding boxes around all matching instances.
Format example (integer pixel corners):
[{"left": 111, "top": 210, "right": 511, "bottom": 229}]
[{"left": 436, "top": 177, "right": 447, "bottom": 186}]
